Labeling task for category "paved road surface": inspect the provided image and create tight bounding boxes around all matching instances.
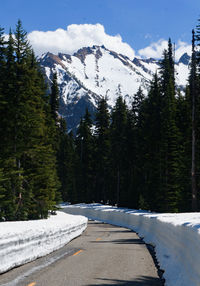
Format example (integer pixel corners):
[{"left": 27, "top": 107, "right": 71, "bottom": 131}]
[{"left": 0, "top": 221, "right": 163, "bottom": 286}]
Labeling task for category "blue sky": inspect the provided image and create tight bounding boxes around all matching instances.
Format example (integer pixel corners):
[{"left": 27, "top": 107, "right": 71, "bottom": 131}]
[{"left": 1, "top": 0, "right": 200, "bottom": 58}]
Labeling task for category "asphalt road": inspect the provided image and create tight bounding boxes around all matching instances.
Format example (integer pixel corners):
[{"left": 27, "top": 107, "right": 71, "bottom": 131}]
[{"left": 0, "top": 221, "right": 163, "bottom": 286}]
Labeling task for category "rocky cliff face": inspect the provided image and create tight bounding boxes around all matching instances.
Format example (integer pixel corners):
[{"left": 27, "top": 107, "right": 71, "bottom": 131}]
[{"left": 39, "top": 45, "right": 190, "bottom": 131}]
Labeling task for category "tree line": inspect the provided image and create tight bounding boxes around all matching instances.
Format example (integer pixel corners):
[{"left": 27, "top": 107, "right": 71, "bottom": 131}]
[
  {"left": 0, "top": 21, "right": 64, "bottom": 220},
  {"left": 1, "top": 20, "right": 200, "bottom": 221},
  {"left": 64, "top": 26, "right": 200, "bottom": 213}
]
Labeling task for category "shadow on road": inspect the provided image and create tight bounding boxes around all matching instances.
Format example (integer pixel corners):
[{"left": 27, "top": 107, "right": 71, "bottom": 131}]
[
  {"left": 87, "top": 275, "right": 164, "bottom": 285},
  {"left": 91, "top": 238, "right": 145, "bottom": 244},
  {"left": 95, "top": 229, "right": 133, "bottom": 234}
]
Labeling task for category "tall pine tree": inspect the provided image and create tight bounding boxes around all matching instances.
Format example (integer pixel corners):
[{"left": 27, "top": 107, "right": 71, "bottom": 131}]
[
  {"left": 110, "top": 96, "right": 128, "bottom": 206},
  {"left": 94, "top": 97, "right": 111, "bottom": 203},
  {"left": 159, "top": 39, "right": 182, "bottom": 212},
  {"left": 75, "top": 108, "right": 95, "bottom": 203}
]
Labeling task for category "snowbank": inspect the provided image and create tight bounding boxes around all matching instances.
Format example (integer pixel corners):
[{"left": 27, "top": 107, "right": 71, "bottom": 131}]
[
  {"left": 62, "top": 203, "right": 200, "bottom": 286},
  {"left": 0, "top": 211, "right": 87, "bottom": 274}
]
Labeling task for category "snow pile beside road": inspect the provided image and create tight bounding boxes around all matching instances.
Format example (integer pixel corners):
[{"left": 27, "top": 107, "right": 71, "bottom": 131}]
[
  {"left": 62, "top": 203, "right": 200, "bottom": 286},
  {"left": 0, "top": 211, "right": 87, "bottom": 274}
]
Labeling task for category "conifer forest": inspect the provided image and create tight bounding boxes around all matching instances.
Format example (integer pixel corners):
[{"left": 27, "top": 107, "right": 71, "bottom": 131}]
[{"left": 1, "top": 19, "right": 200, "bottom": 221}]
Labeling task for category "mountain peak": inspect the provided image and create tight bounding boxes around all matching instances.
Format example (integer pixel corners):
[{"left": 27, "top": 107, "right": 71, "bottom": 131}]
[
  {"left": 73, "top": 45, "right": 105, "bottom": 64},
  {"left": 40, "top": 47, "right": 190, "bottom": 131},
  {"left": 178, "top": 53, "right": 190, "bottom": 65}
]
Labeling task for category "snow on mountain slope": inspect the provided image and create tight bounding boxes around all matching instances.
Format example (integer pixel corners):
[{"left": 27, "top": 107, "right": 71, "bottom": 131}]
[
  {"left": 176, "top": 62, "right": 189, "bottom": 87},
  {"left": 60, "top": 46, "right": 151, "bottom": 107},
  {"left": 39, "top": 45, "right": 190, "bottom": 131}
]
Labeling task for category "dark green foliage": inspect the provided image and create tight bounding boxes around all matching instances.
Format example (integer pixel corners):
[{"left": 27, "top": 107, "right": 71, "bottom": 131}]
[
  {"left": 75, "top": 109, "right": 95, "bottom": 203},
  {"left": 131, "top": 86, "right": 145, "bottom": 121},
  {"left": 194, "top": 21, "right": 200, "bottom": 210},
  {"left": 0, "top": 21, "right": 60, "bottom": 220},
  {"left": 0, "top": 166, "right": 7, "bottom": 220},
  {"left": 26, "top": 145, "right": 59, "bottom": 219},
  {"left": 57, "top": 118, "right": 77, "bottom": 203},
  {"left": 94, "top": 97, "right": 111, "bottom": 203},
  {"left": 125, "top": 88, "right": 145, "bottom": 209},
  {"left": 110, "top": 96, "right": 128, "bottom": 206},
  {"left": 0, "top": 26, "right": 6, "bottom": 79},
  {"left": 14, "top": 20, "right": 31, "bottom": 64},
  {"left": 157, "top": 41, "right": 182, "bottom": 212},
  {"left": 137, "top": 75, "right": 163, "bottom": 211}
]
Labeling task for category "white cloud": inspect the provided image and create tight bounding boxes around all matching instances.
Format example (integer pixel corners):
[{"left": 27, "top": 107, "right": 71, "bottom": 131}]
[
  {"left": 138, "top": 39, "right": 168, "bottom": 59},
  {"left": 28, "top": 23, "right": 136, "bottom": 59},
  {"left": 138, "top": 39, "right": 192, "bottom": 61}
]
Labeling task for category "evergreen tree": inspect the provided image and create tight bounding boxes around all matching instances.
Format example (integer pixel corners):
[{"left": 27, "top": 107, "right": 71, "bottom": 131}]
[
  {"left": 175, "top": 89, "right": 191, "bottom": 211},
  {"left": 194, "top": 20, "right": 200, "bottom": 210},
  {"left": 57, "top": 118, "right": 77, "bottom": 203},
  {"left": 0, "top": 159, "right": 18, "bottom": 220},
  {"left": 137, "top": 75, "right": 163, "bottom": 211},
  {"left": 0, "top": 21, "right": 60, "bottom": 220},
  {"left": 131, "top": 87, "right": 145, "bottom": 122},
  {"left": 159, "top": 40, "right": 182, "bottom": 212},
  {"left": 196, "top": 18, "right": 200, "bottom": 67},
  {"left": 94, "top": 97, "right": 111, "bottom": 203},
  {"left": 0, "top": 26, "right": 6, "bottom": 83},
  {"left": 0, "top": 166, "right": 6, "bottom": 220},
  {"left": 110, "top": 96, "right": 128, "bottom": 206},
  {"left": 189, "top": 30, "right": 199, "bottom": 211},
  {"left": 75, "top": 108, "right": 95, "bottom": 203},
  {"left": 15, "top": 20, "right": 31, "bottom": 64},
  {"left": 0, "top": 26, "right": 7, "bottom": 157},
  {"left": 125, "top": 88, "right": 145, "bottom": 209}
]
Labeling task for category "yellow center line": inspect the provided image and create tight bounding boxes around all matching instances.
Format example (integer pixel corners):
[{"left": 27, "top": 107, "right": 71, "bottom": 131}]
[
  {"left": 96, "top": 238, "right": 102, "bottom": 241},
  {"left": 27, "top": 283, "right": 36, "bottom": 286},
  {"left": 73, "top": 249, "right": 83, "bottom": 256}
]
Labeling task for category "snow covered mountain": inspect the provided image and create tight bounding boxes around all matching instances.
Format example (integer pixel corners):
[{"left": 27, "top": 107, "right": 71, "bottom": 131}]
[{"left": 39, "top": 45, "right": 190, "bottom": 131}]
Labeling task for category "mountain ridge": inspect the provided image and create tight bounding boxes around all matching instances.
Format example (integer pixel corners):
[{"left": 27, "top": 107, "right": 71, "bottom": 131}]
[{"left": 39, "top": 45, "right": 190, "bottom": 131}]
